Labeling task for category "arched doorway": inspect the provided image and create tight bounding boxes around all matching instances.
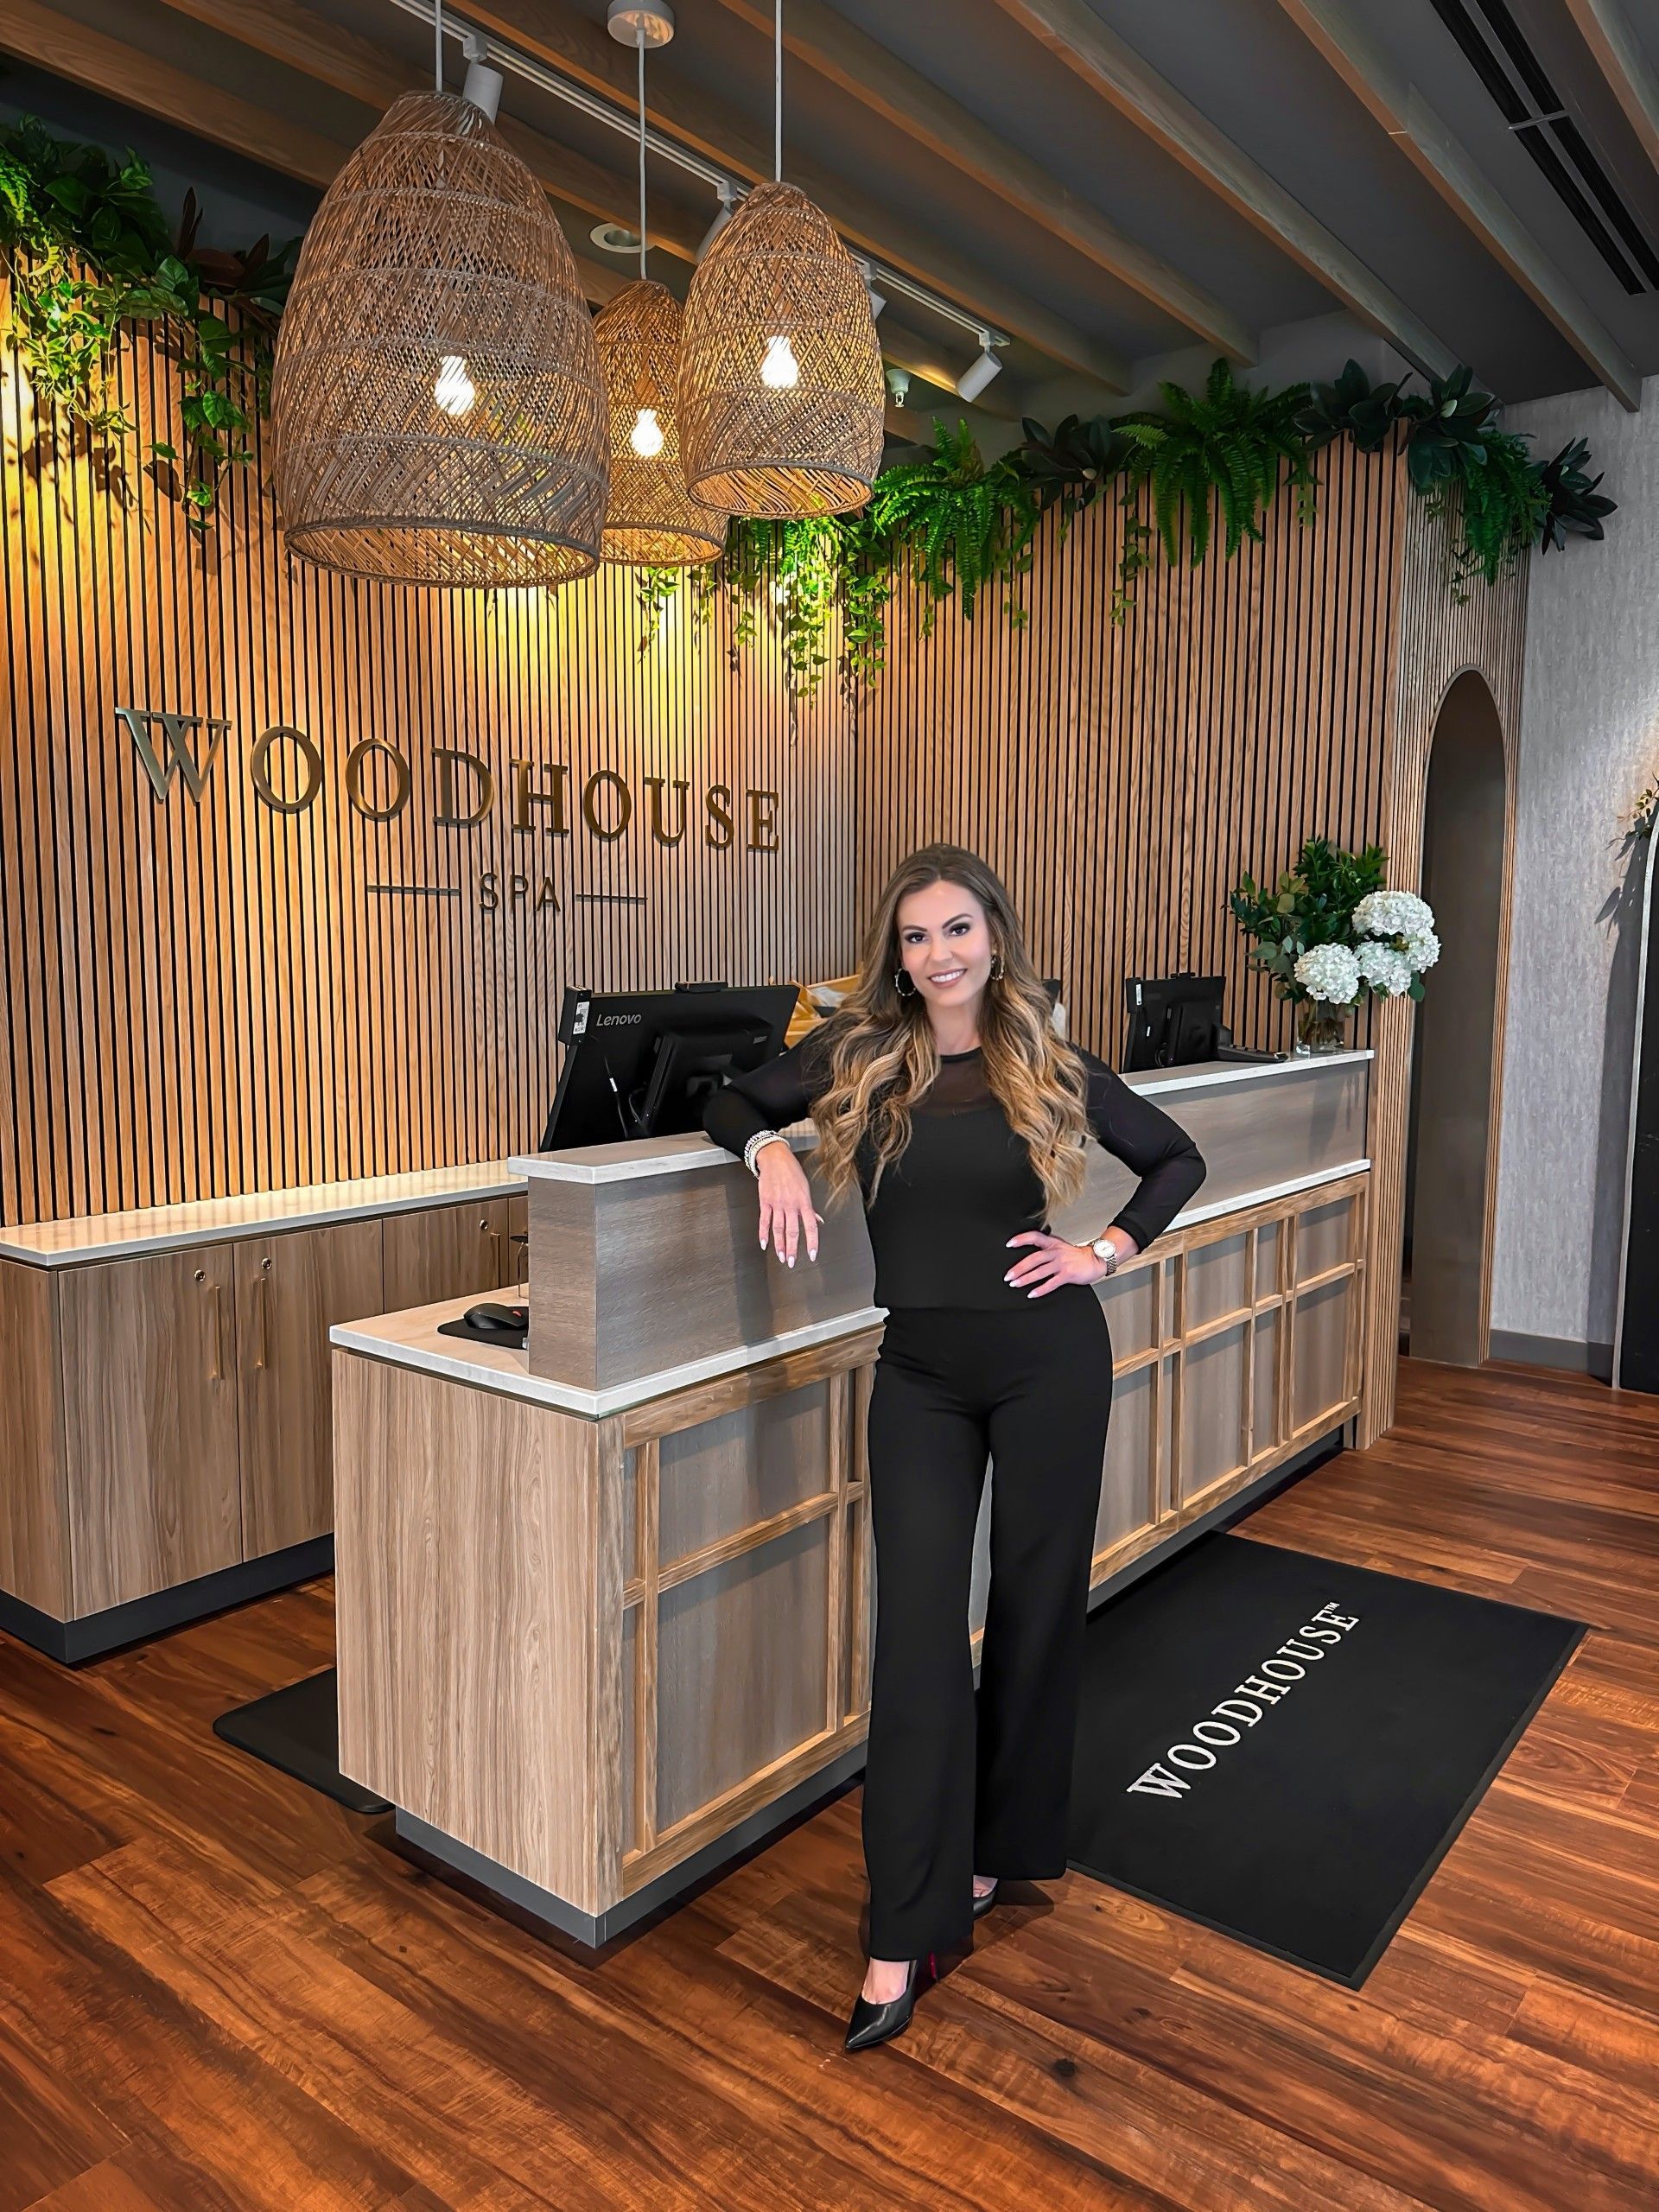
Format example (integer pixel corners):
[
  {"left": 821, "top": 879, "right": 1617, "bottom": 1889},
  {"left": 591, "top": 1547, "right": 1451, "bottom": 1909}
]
[{"left": 1402, "top": 670, "right": 1509, "bottom": 1366}]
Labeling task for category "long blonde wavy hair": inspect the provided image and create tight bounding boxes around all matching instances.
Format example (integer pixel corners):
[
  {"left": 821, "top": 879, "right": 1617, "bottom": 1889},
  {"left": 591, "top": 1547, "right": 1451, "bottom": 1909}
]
[{"left": 806, "top": 842, "right": 1095, "bottom": 1215}]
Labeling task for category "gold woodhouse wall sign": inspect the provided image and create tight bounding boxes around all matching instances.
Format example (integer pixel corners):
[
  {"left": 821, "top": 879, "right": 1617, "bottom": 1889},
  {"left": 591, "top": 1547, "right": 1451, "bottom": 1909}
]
[
  {"left": 0, "top": 327, "right": 853, "bottom": 1224},
  {"left": 115, "top": 705, "right": 785, "bottom": 911}
]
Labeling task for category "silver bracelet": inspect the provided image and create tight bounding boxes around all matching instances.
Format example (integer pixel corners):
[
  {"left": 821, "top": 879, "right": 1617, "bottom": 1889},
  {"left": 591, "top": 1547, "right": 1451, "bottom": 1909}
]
[{"left": 744, "top": 1129, "right": 789, "bottom": 1176}]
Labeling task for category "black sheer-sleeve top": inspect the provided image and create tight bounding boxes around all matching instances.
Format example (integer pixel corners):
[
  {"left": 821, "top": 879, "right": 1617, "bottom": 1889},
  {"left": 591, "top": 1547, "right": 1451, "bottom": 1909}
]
[{"left": 701, "top": 1021, "right": 1207, "bottom": 1311}]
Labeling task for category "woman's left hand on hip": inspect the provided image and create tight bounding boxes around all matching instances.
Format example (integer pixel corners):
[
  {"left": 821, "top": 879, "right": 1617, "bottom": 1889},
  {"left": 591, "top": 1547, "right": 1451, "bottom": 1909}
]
[{"left": 1003, "top": 1230, "right": 1111, "bottom": 1296}]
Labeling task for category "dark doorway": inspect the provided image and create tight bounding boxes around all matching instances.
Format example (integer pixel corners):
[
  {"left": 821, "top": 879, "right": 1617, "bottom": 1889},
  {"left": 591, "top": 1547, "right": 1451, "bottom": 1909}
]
[{"left": 1402, "top": 671, "right": 1508, "bottom": 1366}]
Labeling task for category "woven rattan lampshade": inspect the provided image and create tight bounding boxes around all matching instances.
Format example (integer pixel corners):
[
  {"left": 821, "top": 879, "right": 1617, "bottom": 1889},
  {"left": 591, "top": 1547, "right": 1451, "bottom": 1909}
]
[
  {"left": 677, "top": 180, "right": 883, "bottom": 518},
  {"left": 594, "top": 280, "right": 727, "bottom": 566},
  {"left": 269, "top": 89, "right": 607, "bottom": 588}
]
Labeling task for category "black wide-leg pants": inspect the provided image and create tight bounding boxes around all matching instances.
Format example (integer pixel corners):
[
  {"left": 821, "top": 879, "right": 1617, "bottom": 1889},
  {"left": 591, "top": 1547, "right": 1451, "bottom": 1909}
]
[{"left": 860, "top": 1283, "right": 1114, "bottom": 1961}]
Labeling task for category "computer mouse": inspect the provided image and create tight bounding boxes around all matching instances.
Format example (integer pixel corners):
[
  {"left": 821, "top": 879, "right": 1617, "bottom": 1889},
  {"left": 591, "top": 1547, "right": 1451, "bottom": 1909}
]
[{"left": 461, "top": 1301, "right": 529, "bottom": 1335}]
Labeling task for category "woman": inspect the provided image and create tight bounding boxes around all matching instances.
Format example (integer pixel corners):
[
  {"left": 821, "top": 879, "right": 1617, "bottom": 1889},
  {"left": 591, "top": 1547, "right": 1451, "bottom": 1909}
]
[{"left": 701, "top": 843, "right": 1205, "bottom": 2052}]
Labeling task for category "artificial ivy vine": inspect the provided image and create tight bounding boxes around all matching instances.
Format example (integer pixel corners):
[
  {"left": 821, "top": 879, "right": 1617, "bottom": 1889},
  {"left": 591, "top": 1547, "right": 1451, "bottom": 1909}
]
[
  {"left": 0, "top": 118, "right": 294, "bottom": 523},
  {"left": 0, "top": 114, "right": 1618, "bottom": 686}
]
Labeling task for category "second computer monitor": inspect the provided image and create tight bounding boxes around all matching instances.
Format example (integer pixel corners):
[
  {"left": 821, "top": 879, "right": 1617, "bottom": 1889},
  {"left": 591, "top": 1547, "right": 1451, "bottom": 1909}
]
[{"left": 1122, "top": 973, "right": 1224, "bottom": 1071}]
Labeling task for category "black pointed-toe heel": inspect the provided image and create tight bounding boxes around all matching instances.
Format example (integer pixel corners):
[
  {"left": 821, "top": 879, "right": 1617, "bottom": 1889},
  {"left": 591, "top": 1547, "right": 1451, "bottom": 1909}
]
[
  {"left": 970, "top": 1879, "right": 1000, "bottom": 1921},
  {"left": 843, "top": 1951, "right": 937, "bottom": 2053}
]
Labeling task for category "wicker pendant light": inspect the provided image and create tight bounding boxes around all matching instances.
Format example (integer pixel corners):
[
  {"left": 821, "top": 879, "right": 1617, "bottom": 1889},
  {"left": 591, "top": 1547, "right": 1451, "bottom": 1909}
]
[
  {"left": 677, "top": 3, "right": 882, "bottom": 518},
  {"left": 596, "top": 282, "right": 727, "bottom": 563},
  {"left": 269, "top": 74, "right": 607, "bottom": 588},
  {"left": 595, "top": 7, "right": 727, "bottom": 566}
]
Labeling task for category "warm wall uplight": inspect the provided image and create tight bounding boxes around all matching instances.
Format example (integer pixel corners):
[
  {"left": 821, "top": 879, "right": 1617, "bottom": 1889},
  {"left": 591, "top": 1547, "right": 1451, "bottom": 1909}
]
[
  {"left": 433, "top": 353, "right": 476, "bottom": 417},
  {"left": 0, "top": 352, "right": 35, "bottom": 454},
  {"left": 760, "top": 334, "right": 799, "bottom": 391},
  {"left": 628, "top": 405, "right": 664, "bottom": 458}
]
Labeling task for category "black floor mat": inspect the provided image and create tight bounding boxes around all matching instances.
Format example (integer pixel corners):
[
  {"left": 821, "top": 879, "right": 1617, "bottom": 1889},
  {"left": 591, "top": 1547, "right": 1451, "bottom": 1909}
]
[
  {"left": 214, "top": 1667, "right": 390, "bottom": 1815},
  {"left": 1065, "top": 1532, "right": 1586, "bottom": 1985}
]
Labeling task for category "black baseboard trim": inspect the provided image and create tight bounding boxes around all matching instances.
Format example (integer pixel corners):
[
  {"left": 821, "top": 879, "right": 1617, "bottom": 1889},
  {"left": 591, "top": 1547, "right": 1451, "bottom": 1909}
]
[
  {"left": 396, "top": 1735, "right": 873, "bottom": 1950},
  {"left": 1078, "top": 1426, "right": 1345, "bottom": 1627},
  {"left": 1488, "top": 1328, "right": 1613, "bottom": 1382},
  {"left": 0, "top": 1535, "right": 334, "bottom": 1664}
]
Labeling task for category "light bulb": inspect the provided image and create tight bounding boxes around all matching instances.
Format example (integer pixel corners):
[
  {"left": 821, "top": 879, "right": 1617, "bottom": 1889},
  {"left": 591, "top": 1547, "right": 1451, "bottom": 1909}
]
[
  {"left": 434, "top": 354, "right": 476, "bottom": 417},
  {"left": 760, "top": 334, "right": 799, "bottom": 391},
  {"left": 629, "top": 405, "right": 664, "bottom": 458}
]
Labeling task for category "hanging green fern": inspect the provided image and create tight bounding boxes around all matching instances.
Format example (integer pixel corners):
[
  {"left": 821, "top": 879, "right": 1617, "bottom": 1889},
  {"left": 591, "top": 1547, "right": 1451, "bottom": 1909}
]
[
  {"left": 1428, "top": 424, "right": 1546, "bottom": 593},
  {"left": 870, "top": 420, "right": 1038, "bottom": 631},
  {"left": 1113, "top": 359, "right": 1315, "bottom": 581}
]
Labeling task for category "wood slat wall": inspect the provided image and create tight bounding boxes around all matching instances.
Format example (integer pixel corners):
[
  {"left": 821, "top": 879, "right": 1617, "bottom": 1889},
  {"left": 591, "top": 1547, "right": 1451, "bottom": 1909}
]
[
  {"left": 855, "top": 442, "right": 1406, "bottom": 1063},
  {"left": 2, "top": 321, "right": 1526, "bottom": 1455},
  {"left": 0, "top": 323, "right": 854, "bottom": 1225}
]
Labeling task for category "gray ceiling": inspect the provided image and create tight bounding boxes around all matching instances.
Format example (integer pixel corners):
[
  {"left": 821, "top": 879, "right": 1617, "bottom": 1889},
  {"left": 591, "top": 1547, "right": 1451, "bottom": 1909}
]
[{"left": 7, "top": 0, "right": 1658, "bottom": 421}]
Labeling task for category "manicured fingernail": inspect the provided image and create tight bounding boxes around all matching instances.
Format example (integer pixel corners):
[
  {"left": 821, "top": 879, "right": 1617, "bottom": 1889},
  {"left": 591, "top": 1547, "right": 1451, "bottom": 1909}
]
[{"left": 788, "top": 1255, "right": 795, "bottom": 1268}]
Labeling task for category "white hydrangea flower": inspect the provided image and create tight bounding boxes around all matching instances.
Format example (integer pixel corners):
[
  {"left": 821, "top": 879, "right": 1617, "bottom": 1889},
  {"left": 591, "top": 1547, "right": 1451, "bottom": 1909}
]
[
  {"left": 1351, "top": 888, "right": 1434, "bottom": 941},
  {"left": 1294, "top": 942, "right": 1361, "bottom": 1004},
  {"left": 1403, "top": 928, "right": 1440, "bottom": 973},
  {"left": 1356, "top": 941, "right": 1412, "bottom": 996}
]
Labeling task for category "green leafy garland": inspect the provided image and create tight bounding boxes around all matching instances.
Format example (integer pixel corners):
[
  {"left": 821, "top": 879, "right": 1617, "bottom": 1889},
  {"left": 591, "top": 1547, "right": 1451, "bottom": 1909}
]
[
  {"left": 654, "top": 353, "right": 1611, "bottom": 694},
  {"left": 0, "top": 114, "right": 1616, "bottom": 684},
  {"left": 0, "top": 118, "right": 295, "bottom": 523}
]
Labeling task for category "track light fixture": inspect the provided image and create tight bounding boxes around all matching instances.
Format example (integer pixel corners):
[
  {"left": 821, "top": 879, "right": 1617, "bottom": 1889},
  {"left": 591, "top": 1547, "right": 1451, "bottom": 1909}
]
[
  {"left": 956, "top": 329, "right": 1003, "bottom": 403},
  {"left": 460, "top": 29, "right": 503, "bottom": 122},
  {"left": 391, "top": 0, "right": 1011, "bottom": 386},
  {"left": 698, "top": 181, "right": 738, "bottom": 258}
]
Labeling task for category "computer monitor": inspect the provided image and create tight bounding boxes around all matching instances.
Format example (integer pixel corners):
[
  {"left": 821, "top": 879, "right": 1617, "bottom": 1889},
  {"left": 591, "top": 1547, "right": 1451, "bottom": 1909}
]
[
  {"left": 1122, "top": 973, "right": 1224, "bottom": 1071},
  {"left": 539, "top": 982, "right": 800, "bottom": 1149}
]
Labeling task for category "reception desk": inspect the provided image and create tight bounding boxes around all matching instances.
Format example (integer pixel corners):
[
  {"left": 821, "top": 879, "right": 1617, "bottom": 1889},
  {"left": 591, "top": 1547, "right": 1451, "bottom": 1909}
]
[{"left": 330, "top": 1050, "right": 1370, "bottom": 1946}]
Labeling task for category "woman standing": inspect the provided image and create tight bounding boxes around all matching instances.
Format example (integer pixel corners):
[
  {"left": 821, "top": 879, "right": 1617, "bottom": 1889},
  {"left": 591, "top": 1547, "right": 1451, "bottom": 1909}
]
[{"left": 702, "top": 844, "right": 1205, "bottom": 2052}]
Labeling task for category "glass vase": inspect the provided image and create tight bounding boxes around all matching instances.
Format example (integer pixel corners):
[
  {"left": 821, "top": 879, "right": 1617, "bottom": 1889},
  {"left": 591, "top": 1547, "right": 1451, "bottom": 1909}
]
[{"left": 1293, "top": 998, "right": 1353, "bottom": 1056}]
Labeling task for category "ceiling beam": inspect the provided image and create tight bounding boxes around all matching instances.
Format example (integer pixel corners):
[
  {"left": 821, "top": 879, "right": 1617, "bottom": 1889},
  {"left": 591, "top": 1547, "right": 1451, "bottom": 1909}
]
[
  {"left": 704, "top": 0, "right": 1255, "bottom": 361},
  {"left": 441, "top": 0, "right": 1131, "bottom": 395},
  {"left": 0, "top": 0, "right": 632, "bottom": 307},
  {"left": 985, "top": 0, "right": 1458, "bottom": 382},
  {"left": 1274, "top": 0, "right": 1642, "bottom": 409},
  {"left": 1562, "top": 0, "right": 1659, "bottom": 176},
  {"left": 1, "top": 0, "right": 349, "bottom": 196}
]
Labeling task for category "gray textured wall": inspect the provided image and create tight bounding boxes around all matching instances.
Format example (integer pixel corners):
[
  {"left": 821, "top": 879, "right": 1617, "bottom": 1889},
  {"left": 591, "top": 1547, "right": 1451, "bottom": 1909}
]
[{"left": 1494, "top": 378, "right": 1659, "bottom": 1355}]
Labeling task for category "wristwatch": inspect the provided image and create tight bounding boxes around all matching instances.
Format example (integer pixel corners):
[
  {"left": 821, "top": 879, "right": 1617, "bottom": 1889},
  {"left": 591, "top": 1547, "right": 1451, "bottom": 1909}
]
[{"left": 1087, "top": 1232, "right": 1122, "bottom": 1276}]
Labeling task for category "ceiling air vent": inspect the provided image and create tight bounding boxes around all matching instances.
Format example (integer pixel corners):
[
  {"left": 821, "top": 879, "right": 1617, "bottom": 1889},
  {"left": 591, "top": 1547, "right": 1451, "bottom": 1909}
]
[{"left": 1429, "top": 0, "right": 1659, "bottom": 295}]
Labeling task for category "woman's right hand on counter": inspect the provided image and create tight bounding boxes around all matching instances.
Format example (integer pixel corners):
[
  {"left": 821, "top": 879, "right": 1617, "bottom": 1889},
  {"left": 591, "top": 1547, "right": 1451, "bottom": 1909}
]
[{"left": 756, "top": 1146, "right": 823, "bottom": 1267}]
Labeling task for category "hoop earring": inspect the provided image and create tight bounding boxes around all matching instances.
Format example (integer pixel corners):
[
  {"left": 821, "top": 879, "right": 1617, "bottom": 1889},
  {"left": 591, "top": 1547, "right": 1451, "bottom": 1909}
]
[
  {"left": 893, "top": 968, "right": 918, "bottom": 997},
  {"left": 989, "top": 952, "right": 1005, "bottom": 981}
]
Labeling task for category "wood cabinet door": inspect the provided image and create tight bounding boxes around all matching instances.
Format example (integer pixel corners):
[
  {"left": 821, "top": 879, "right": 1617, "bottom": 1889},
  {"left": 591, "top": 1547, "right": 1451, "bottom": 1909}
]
[
  {"left": 58, "top": 1245, "right": 242, "bottom": 1614},
  {"left": 382, "top": 1199, "right": 512, "bottom": 1310},
  {"left": 237, "top": 1220, "right": 384, "bottom": 1558}
]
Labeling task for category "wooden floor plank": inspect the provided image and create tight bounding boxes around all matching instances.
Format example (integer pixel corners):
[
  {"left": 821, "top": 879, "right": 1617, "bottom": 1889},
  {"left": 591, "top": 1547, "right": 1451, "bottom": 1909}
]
[{"left": 3, "top": 1354, "right": 1656, "bottom": 2211}]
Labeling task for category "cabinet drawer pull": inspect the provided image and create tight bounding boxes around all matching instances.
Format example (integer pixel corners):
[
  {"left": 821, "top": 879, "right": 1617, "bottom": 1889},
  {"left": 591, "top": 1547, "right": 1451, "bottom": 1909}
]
[
  {"left": 256, "top": 1255, "right": 273, "bottom": 1370},
  {"left": 207, "top": 1279, "right": 225, "bottom": 1382}
]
